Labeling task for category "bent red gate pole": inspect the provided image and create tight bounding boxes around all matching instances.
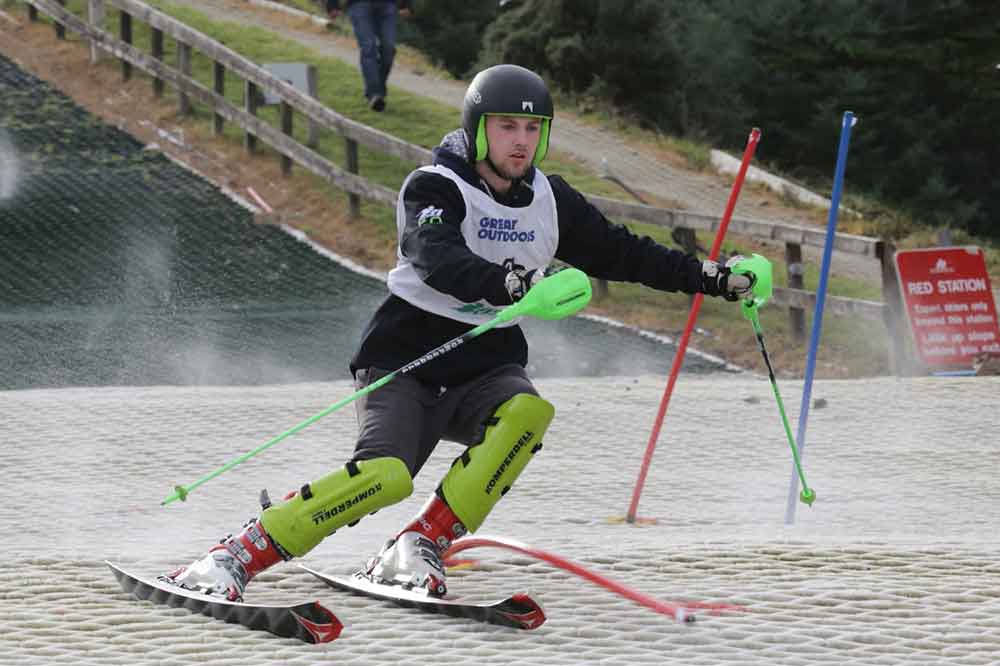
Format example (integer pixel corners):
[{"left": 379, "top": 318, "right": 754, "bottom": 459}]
[
  {"left": 626, "top": 128, "right": 761, "bottom": 523},
  {"left": 445, "top": 536, "right": 746, "bottom": 623}
]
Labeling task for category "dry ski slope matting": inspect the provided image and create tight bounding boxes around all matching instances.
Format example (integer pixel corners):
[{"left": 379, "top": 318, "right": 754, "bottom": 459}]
[{"left": 2, "top": 375, "right": 999, "bottom": 665}]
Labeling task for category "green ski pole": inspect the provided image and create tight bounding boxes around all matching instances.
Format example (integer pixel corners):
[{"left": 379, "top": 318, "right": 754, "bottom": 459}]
[
  {"left": 161, "top": 268, "right": 593, "bottom": 506},
  {"left": 733, "top": 255, "right": 816, "bottom": 506}
]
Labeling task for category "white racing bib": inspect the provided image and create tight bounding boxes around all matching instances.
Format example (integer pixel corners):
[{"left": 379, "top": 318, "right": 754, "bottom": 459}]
[{"left": 388, "top": 165, "right": 559, "bottom": 326}]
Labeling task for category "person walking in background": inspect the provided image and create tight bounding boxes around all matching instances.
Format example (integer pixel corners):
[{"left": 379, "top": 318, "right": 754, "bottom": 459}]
[{"left": 326, "top": 0, "right": 412, "bottom": 112}]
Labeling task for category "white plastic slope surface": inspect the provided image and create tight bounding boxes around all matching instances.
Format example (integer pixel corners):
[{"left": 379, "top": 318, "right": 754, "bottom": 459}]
[{"left": 2, "top": 375, "right": 998, "bottom": 665}]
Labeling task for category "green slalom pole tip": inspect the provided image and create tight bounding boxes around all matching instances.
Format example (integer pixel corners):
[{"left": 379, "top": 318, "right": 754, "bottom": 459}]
[{"left": 800, "top": 488, "right": 816, "bottom": 506}]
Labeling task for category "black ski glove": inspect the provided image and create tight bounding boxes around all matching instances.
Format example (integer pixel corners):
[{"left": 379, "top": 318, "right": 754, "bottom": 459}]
[
  {"left": 701, "top": 256, "right": 756, "bottom": 301},
  {"left": 504, "top": 267, "right": 545, "bottom": 303}
]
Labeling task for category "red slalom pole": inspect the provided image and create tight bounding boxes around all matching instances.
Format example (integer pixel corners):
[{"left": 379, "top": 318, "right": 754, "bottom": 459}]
[
  {"left": 444, "top": 536, "right": 746, "bottom": 623},
  {"left": 626, "top": 128, "right": 761, "bottom": 523}
]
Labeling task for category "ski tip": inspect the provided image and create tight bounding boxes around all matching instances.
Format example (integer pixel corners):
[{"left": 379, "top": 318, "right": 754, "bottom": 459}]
[
  {"left": 105, "top": 560, "right": 131, "bottom": 585},
  {"left": 499, "top": 593, "right": 546, "bottom": 630},
  {"left": 292, "top": 603, "right": 344, "bottom": 643}
]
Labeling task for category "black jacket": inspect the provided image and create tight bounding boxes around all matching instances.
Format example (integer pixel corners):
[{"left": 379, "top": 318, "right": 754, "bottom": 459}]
[{"left": 350, "top": 130, "right": 706, "bottom": 386}]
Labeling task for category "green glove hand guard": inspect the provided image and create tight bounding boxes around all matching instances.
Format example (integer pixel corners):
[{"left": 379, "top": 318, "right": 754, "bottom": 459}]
[
  {"left": 731, "top": 254, "right": 773, "bottom": 319},
  {"left": 498, "top": 267, "right": 592, "bottom": 323}
]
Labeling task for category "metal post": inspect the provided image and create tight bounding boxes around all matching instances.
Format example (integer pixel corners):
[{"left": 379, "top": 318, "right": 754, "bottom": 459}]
[{"left": 878, "top": 240, "right": 910, "bottom": 376}]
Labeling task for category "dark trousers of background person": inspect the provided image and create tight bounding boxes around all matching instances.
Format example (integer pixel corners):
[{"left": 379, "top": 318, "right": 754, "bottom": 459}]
[{"left": 347, "top": 1, "right": 397, "bottom": 109}]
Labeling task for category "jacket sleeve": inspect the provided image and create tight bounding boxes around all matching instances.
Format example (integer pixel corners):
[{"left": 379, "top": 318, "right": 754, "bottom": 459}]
[
  {"left": 399, "top": 171, "right": 512, "bottom": 305},
  {"left": 549, "top": 175, "right": 705, "bottom": 294}
]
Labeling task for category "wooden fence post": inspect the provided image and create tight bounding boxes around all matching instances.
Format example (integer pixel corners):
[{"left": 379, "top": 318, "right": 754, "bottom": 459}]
[
  {"left": 591, "top": 277, "right": 609, "bottom": 301},
  {"left": 306, "top": 64, "right": 319, "bottom": 149},
  {"left": 55, "top": 0, "right": 66, "bottom": 39},
  {"left": 88, "top": 0, "right": 104, "bottom": 64},
  {"left": 345, "top": 138, "right": 361, "bottom": 218},
  {"left": 244, "top": 80, "right": 258, "bottom": 154},
  {"left": 177, "top": 42, "right": 192, "bottom": 115},
  {"left": 119, "top": 10, "right": 132, "bottom": 81},
  {"left": 280, "top": 101, "right": 293, "bottom": 176},
  {"left": 151, "top": 28, "right": 164, "bottom": 97},
  {"left": 213, "top": 62, "right": 225, "bottom": 136},
  {"left": 672, "top": 226, "right": 699, "bottom": 307},
  {"left": 785, "top": 241, "right": 806, "bottom": 342}
]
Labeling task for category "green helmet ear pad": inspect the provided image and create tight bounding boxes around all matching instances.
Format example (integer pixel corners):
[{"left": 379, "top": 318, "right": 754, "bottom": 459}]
[{"left": 475, "top": 115, "right": 551, "bottom": 166}]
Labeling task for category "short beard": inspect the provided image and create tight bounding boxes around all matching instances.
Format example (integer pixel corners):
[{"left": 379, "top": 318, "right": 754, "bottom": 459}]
[{"left": 487, "top": 156, "right": 530, "bottom": 182}]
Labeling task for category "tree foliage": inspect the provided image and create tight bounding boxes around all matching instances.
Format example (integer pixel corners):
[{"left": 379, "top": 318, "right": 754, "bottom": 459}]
[
  {"left": 398, "top": 0, "right": 499, "bottom": 77},
  {"left": 740, "top": 0, "right": 999, "bottom": 237},
  {"left": 476, "top": 0, "right": 680, "bottom": 126}
]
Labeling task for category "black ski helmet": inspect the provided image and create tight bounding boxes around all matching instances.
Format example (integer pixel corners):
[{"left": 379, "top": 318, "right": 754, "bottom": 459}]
[{"left": 462, "top": 64, "right": 554, "bottom": 166}]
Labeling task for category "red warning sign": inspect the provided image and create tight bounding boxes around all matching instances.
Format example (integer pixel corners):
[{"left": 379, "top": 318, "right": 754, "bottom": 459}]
[{"left": 895, "top": 246, "right": 1000, "bottom": 367}]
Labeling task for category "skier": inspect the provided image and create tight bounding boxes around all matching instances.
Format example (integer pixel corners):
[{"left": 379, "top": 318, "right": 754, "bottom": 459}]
[{"left": 164, "top": 64, "right": 758, "bottom": 601}]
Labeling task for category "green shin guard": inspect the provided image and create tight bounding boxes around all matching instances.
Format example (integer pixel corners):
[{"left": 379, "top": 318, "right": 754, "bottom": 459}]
[
  {"left": 260, "top": 456, "right": 413, "bottom": 557},
  {"left": 440, "top": 394, "right": 555, "bottom": 533}
]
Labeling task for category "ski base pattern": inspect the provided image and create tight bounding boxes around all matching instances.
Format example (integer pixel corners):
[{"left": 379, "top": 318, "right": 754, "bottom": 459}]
[
  {"left": 107, "top": 561, "right": 343, "bottom": 644},
  {"left": 301, "top": 565, "right": 546, "bottom": 630}
]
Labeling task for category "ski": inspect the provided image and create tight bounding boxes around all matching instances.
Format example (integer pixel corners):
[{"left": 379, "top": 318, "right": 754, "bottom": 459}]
[
  {"left": 107, "top": 561, "right": 343, "bottom": 643},
  {"left": 300, "top": 565, "right": 546, "bottom": 630}
]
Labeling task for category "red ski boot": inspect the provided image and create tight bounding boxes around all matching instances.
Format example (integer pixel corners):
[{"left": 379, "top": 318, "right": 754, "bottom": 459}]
[
  {"left": 163, "top": 517, "right": 288, "bottom": 602},
  {"left": 366, "top": 493, "right": 467, "bottom": 597}
]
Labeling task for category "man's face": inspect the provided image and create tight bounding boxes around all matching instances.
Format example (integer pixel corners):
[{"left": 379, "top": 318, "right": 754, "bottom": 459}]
[{"left": 484, "top": 115, "right": 542, "bottom": 181}]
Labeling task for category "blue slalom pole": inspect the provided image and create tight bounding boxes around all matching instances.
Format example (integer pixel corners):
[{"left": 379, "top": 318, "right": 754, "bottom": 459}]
[{"left": 784, "top": 111, "right": 857, "bottom": 525}]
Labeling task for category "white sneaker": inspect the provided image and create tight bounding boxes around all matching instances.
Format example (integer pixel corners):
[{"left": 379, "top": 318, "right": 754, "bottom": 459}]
[{"left": 366, "top": 531, "right": 447, "bottom": 597}]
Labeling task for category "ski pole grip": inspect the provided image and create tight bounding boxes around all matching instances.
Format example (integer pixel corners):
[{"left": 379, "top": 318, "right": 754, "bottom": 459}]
[
  {"left": 732, "top": 254, "right": 773, "bottom": 320},
  {"left": 499, "top": 268, "right": 592, "bottom": 323}
]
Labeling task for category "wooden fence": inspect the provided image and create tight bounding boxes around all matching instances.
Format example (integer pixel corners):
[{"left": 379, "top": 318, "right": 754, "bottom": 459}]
[{"left": 22, "top": 0, "right": 915, "bottom": 371}]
